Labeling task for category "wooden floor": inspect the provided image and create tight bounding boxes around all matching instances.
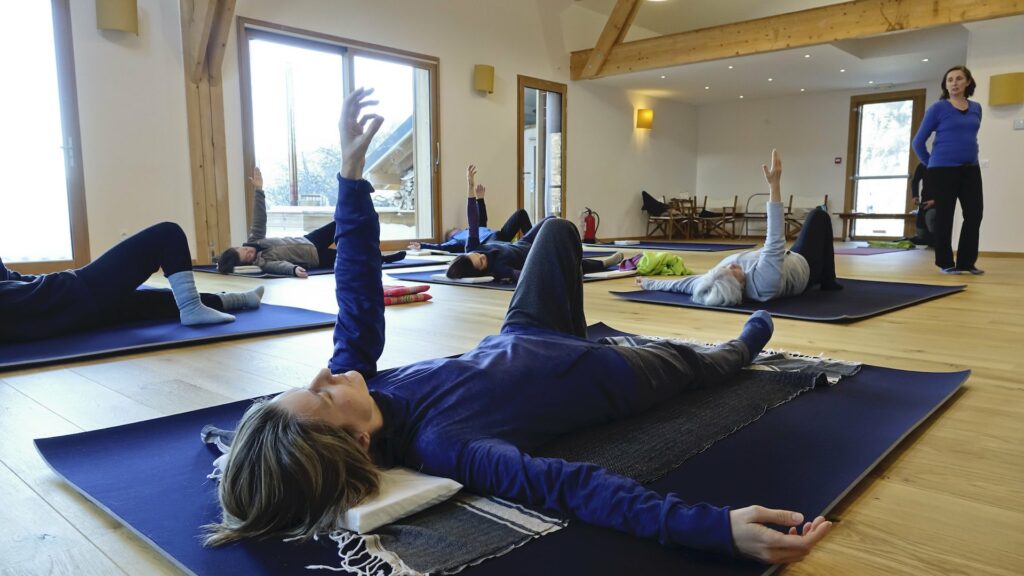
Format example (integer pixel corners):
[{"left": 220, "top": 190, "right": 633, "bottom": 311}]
[{"left": 2, "top": 245, "right": 1022, "bottom": 575}]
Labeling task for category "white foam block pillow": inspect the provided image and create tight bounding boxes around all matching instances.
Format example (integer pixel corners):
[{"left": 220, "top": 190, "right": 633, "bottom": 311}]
[{"left": 339, "top": 467, "right": 463, "bottom": 534}]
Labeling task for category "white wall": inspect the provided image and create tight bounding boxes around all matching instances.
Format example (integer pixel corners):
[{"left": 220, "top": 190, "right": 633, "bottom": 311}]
[
  {"left": 69, "top": 0, "right": 195, "bottom": 256},
  {"left": 965, "top": 16, "right": 1024, "bottom": 254},
  {"left": 696, "top": 81, "right": 936, "bottom": 229}
]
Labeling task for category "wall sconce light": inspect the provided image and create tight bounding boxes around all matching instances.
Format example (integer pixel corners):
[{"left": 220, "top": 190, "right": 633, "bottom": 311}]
[
  {"left": 989, "top": 72, "right": 1024, "bottom": 106},
  {"left": 96, "top": 0, "right": 138, "bottom": 34},
  {"left": 636, "top": 108, "right": 654, "bottom": 129},
  {"left": 474, "top": 64, "right": 495, "bottom": 94}
]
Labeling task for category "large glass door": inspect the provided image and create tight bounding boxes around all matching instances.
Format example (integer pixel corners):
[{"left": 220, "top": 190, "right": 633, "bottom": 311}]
[
  {"left": 518, "top": 76, "right": 566, "bottom": 223},
  {"left": 846, "top": 90, "right": 925, "bottom": 238},
  {"left": 0, "top": 0, "right": 87, "bottom": 269},
  {"left": 240, "top": 23, "right": 439, "bottom": 248}
]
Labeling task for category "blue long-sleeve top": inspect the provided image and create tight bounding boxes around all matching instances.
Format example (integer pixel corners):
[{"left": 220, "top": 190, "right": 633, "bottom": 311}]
[
  {"left": 417, "top": 198, "right": 496, "bottom": 253},
  {"left": 0, "top": 258, "right": 98, "bottom": 341},
  {"left": 329, "top": 175, "right": 735, "bottom": 555},
  {"left": 640, "top": 202, "right": 809, "bottom": 302},
  {"left": 912, "top": 100, "right": 982, "bottom": 167}
]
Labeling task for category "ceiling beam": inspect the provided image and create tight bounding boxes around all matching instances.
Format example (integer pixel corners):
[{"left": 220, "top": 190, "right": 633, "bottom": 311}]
[
  {"left": 570, "top": 0, "right": 1024, "bottom": 80},
  {"left": 578, "top": 0, "right": 641, "bottom": 79}
]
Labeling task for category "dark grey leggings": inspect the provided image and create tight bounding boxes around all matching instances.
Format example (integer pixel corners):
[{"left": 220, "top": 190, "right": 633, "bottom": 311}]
[{"left": 502, "top": 218, "right": 750, "bottom": 399}]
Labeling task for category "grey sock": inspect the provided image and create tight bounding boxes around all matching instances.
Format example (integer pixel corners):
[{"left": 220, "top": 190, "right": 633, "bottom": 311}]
[
  {"left": 218, "top": 286, "right": 265, "bottom": 311},
  {"left": 167, "top": 271, "right": 235, "bottom": 326},
  {"left": 598, "top": 252, "right": 625, "bottom": 268}
]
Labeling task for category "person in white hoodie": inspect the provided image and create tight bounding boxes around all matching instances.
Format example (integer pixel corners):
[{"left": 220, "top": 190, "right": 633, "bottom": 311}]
[{"left": 639, "top": 150, "right": 842, "bottom": 306}]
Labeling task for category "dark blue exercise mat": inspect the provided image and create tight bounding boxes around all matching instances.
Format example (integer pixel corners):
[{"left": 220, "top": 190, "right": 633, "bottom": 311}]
[
  {"left": 472, "top": 361, "right": 967, "bottom": 575},
  {"left": 388, "top": 267, "right": 633, "bottom": 291},
  {"left": 0, "top": 304, "right": 335, "bottom": 372},
  {"left": 588, "top": 241, "right": 756, "bottom": 251},
  {"left": 611, "top": 278, "right": 966, "bottom": 322},
  {"left": 35, "top": 322, "right": 966, "bottom": 576},
  {"left": 193, "top": 258, "right": 440, "bottom": 277}
]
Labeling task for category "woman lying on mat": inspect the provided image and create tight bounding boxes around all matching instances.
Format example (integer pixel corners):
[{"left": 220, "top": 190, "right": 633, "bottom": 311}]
[
  {"left": 638, "top": 150, "right": 842, "bottom": 306},
  {"left": 408, "top": 164, "right": 533, "bottom": 253},
  {"left": 204, "top": 89, "right": 832, "bottom": 564},
  {"left": 0, "top": 222, "right": 263, "bottom": 341},
  {"left": 445, "top": 216, "right": 623, "bottom": 282},
  {"left": 215, "top": 167, "right": 406, "bottom": 277}
]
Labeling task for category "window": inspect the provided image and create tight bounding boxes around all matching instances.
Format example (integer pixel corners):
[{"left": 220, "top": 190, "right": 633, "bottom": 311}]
[
  {"left": 239, "top": 21, "right": 439, "bottom": 248},
  {"left": 845, "top": 90, "right": 926, "bottom": 239},
  {"left": 0, "top": 0, "right": 88, "bottom": 271}
]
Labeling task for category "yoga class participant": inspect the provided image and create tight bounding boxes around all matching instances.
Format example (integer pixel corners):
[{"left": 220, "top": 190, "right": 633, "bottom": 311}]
[
  {"left": 445, "top": 216, "right": 623, "bottom": 282},
  {"left": 1, "top": 221, "right": 262, "bottom": 341},
  {"left": 216, "top": 167, "right": 405, "bottom": 277},
  {"left": 410, "top": 164, "right": 533, "bottom": 254},
  {"left": 638, "top": 150, "right": 841, "bottom": 306},
  {"left": 205, "top": 89, "right": 832, "bottom": 566}
]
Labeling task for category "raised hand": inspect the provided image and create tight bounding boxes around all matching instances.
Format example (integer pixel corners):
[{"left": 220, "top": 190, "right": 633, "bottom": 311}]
[
  {"left": 339, "top": 87, "right": 384, "bottom": 180},
  {"left": 730, "top": 505, "right": 832, "bottom": 564},
  {"left": 250, "top": 166, "right": 264, "bottom": 190},
  {"left": 467, "top": 164, "right": 477, "bottom": 196},
  {"left": 761, "top": 149, "right": 782, "bottom": 202},
  {"left": 475, "top": 184, "right": 486, "bottom": 198}
]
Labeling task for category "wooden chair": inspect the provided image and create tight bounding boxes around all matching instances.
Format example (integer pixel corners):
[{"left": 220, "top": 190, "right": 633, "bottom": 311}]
[
  {"left": 646, "top": 196, "right": 696, "bottom": 240},
  {"left": 698, "top": 195, "right": 738, "bottom": 238}
]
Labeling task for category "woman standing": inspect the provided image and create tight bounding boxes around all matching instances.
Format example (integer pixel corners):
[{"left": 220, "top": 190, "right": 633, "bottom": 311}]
[{"left": 912, "top": 65, "right": 984, "bottom": 275}]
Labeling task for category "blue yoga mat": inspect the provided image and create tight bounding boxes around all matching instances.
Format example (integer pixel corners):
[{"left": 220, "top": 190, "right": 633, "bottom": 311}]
[
  {"left": 612, "top": 278, "right": 965, "bottom": 322},
  {"left": 36, "top": 322, "right": 965, "bottom": 576},
  {"left": 388, "top": 267, "right": 631, "bottom": 291},
  {"left": 193, "top": 258, "right": 440, "bottom": 277},
  {"left": 589, "top": 241, "right": 755, "bottom": 252},
  {"left": 0, "top": 304, "right": 335, "bottom": 372}
]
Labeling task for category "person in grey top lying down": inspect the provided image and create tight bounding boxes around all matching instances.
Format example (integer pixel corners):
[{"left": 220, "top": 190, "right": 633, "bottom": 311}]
[{"left": 639, "top": 150, "right": 842, "bottom": 306}]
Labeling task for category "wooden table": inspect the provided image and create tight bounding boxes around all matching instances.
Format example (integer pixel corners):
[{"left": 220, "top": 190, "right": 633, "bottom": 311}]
[{"left": 836, "top": 212, "right": 916, "bottom": 240}]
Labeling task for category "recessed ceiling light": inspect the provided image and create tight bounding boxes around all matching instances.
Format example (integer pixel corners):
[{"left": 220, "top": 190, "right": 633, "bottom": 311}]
[
  {"left": 660, "top": 75, "right": 666, "bottom": 79},
  {"left": 768, "top": 78, "right": 773, "bottom": 82},
  {"left": 728, "top": 65, "right": 734, "bottom": 69},
  {"left": 739, "top": 95, "right": 744, "bottom": 99},
  {"left": 704, "top": 86, "right": 710, "bottom": 90},
  {"left": 868, "top": 80, "right": 874, "bottom": 84},
  {"left": 800, "top": 88, "right": 805, "bottom": 92},
  {"left": 922, "top": 58, "right": 930, "bottom": 62},
  {"left": 840, "top": 68, "right": 846, "bottom": 73},
  {"left": 804, "top": 54, "right": 811, "bottom": 58}
]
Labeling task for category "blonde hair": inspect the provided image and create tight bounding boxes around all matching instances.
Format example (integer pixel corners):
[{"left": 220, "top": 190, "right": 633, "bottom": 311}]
[
  {"left": 692, "top": 266, "right": 745, "bottom": 306},
  {"left": 203, "top": 400, "right": 380, "bottom": 547}
]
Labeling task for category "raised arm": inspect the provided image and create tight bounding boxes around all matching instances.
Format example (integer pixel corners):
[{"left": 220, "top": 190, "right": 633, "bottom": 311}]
[
  {"left": 328, "top": 88, "right": 386, "bottom": 377},
  {"left": 247, "top": 167, "right": 267, "bottom": 242},
  {"left": 465, "top": 165, "right": 483, "bottom": 251},
  {"left": 745, "top": 149, "right": 787, "bottom": 301}
]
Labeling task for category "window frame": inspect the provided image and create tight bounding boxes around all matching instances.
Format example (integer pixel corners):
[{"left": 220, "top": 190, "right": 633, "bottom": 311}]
[
  {"left": 517, "top": 75, "right": 568, "bottom": 222},
  {"left": 236, "top": 18, "right": 441, "bottom": 250},
  {"left": 8, "top": 0, "right": 89, "bottom": 274}
]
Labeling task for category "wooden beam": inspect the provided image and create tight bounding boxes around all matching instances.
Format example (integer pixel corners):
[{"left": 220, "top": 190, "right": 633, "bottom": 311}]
[
  {"left": 183, "top": 0, "right": 217, "bottom": 84},
  {"left": 570, "top": 0, "right": 1024, "bottom": 79},
  {"left": 578, "top": 0, "right": 640, "bottom": 79},
  {"left": 206, "top": 0, "right": 236, "bottom": 84},
  {"left": 180, "top": 0, "right": 237, "bottom": 261}
]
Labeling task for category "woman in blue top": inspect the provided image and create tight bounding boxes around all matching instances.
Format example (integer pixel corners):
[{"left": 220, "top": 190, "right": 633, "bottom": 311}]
[
  {"left": 204, "top": 88, "right": 832, "bottom": 565},
  {"left": 912, "top": 65, "right": 984, "bottom": 275}
]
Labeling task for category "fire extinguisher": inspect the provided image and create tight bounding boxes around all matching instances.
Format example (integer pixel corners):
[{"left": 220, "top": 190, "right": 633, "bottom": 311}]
[{"left": 581, "top": 207, "right": 600, "bottom": 243}]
